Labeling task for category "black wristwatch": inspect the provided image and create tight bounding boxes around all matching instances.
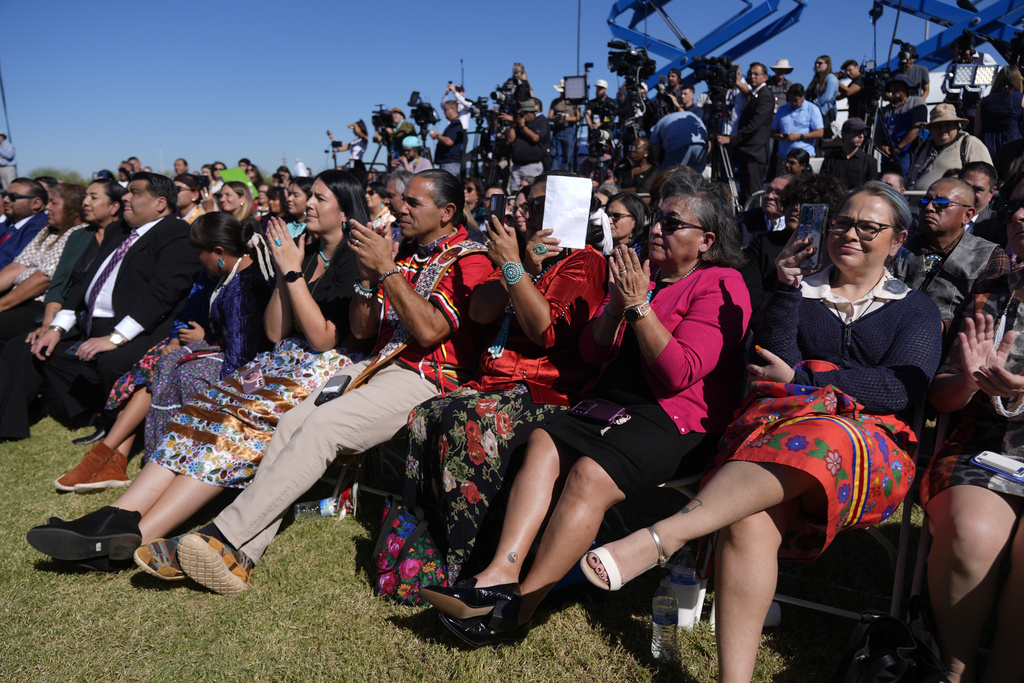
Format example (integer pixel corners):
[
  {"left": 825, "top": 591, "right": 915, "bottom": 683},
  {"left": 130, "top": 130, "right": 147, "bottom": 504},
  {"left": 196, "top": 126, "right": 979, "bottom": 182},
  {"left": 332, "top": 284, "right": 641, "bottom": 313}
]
[{"left": 283, "top": 271, "right": 302, "bottom": 283}]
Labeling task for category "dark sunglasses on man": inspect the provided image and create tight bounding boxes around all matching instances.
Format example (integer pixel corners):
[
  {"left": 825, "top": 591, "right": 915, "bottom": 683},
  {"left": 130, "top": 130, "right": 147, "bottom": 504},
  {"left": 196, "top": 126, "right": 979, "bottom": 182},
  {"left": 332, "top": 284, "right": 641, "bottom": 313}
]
[
  {"left": 997, "top": 199, "right": 1024, "bottom": 223},
  {"left": 917, "top": 196, "right": 971, "bottom": 211},
  {"left": 0, "top": 191, "right": 32, "bottom": 201}
]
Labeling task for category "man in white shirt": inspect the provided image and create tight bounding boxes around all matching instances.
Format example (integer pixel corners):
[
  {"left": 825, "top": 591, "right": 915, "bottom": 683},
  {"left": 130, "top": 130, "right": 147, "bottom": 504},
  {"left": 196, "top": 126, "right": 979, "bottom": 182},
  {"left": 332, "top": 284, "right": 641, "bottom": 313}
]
[{"left": 0, "top": 173, "right": 200, "bottom": 443}]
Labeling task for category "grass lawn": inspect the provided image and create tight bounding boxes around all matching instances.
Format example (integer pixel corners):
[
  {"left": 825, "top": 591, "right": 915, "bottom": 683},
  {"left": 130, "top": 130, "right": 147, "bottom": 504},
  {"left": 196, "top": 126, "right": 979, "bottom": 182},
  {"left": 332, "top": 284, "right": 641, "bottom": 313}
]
[{"left": 0, "top": 416, "right": 924, "bottom": 681}]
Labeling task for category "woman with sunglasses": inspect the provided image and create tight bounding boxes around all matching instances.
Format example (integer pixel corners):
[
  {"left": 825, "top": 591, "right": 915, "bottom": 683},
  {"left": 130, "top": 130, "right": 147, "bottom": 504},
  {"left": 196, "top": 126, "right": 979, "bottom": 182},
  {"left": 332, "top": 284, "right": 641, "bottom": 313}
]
[
  {"left": 807, "top": 55, "right": 839, "bottom": 140},
  {"left": 919, "top": 167, "right": 1024, "bottom": 682},
  {"left": 605, "top": 192, "right": 647, "bottom": 253},
  {"left": 422, "top": 173, "right": 751, "bottom": 646},
  {"left": 577, "top": 181, "right": 941, "bottom": 680}
]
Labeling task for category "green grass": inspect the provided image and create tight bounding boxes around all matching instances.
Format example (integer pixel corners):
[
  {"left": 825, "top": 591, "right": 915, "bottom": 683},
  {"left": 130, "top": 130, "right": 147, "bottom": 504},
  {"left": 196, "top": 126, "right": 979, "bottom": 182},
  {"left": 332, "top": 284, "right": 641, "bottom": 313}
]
[{"left": 0, "top": 416, "right": 924, "bottom": 681}]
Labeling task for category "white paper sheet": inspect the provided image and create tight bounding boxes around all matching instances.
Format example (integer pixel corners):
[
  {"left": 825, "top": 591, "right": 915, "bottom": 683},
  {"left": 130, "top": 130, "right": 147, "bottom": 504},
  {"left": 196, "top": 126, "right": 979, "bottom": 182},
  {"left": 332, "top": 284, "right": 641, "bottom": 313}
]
[{"left": 542, "top": 176, "right": 592, "bottom": 250}]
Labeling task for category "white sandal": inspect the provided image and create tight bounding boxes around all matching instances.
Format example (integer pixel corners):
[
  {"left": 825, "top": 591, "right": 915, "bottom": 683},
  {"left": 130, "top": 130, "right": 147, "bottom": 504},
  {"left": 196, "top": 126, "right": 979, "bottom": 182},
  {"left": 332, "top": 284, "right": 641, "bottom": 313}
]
[{"left": 580, "top": 526, "right": 668, "bottom": 592}]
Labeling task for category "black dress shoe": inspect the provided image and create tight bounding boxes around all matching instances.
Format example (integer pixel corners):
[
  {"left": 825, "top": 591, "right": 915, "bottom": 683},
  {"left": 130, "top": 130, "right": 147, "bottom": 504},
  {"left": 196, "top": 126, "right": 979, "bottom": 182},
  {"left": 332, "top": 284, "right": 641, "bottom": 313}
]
[
  {"left": 437, "top": 612, "right": 532, "bottom": 649},
  {"left": 73, "top": 555, "right": 134, "bottom": 573},
  {"left": 72, "top": 427, "right": 108, "bottom": 446},
  {"left": 26, "top": 506, "right": 142, "bottom": 561},
  {"left": 420, "top": 579, "right": 522, "bottom": 620}
]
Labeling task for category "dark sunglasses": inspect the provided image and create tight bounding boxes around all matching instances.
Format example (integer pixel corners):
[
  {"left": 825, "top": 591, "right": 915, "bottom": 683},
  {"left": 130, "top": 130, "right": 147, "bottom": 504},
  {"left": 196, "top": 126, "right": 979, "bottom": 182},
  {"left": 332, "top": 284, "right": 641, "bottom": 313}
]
[
  {"left": 997, "top": 199, "right": 1024, "bottom": 223},
  {"left": 606, "top": 212, "right": 633, "bottom": 222},
  {"left": 918, "top": 196, "right": 971, "bottom": 211},
  {"left": 1, "top": 191, "right": 32, "bottom": 201},
  {"left": 653, "top": 211, "right": 703, "bottom": 233}
]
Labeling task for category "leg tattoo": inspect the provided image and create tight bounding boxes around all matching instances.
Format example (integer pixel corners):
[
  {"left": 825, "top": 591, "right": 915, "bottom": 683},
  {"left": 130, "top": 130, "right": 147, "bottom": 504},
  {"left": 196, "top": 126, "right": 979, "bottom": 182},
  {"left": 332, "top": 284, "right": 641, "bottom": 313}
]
[{"left": 507, "top": 552, "right": 519, "bottom": 564}]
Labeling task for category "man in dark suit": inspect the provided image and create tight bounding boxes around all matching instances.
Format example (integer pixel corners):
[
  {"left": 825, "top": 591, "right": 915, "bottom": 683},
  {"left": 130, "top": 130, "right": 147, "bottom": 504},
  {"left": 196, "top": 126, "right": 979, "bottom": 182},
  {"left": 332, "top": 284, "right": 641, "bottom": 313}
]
[
  {"left": 718, "top": 63, "right": 774, "bottom": 203},
  {"left": 0, "top": 177, "right": 49, "bottom": 270},
  {"left": 959, "top": 162, "right": 1005, "bottom": 247},
  {"left": 0, "top": 173, "right": 200, "bottom": 444}
]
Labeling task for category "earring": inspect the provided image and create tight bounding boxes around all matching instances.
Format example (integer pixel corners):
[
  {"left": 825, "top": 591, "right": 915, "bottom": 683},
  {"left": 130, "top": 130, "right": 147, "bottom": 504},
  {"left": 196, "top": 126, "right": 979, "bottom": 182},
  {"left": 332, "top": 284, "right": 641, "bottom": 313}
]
[{"left": 217, "top": 257, "right": 225, "bottom": 268}]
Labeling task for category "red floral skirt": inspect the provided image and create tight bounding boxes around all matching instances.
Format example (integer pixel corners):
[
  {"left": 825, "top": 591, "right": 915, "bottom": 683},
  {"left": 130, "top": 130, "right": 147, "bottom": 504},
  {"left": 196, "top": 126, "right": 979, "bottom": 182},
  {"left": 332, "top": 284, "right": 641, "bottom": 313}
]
[{"left": 701, "top": 373, "right": 916, "bottom": 561}]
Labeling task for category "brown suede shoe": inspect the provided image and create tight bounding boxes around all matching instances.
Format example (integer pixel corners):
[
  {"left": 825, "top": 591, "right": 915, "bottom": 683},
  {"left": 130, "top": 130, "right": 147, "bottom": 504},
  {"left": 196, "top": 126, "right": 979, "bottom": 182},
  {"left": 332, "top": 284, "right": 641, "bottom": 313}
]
[
  {"left": 54, "top": 442, "right": 116, "bottom": 492},
  {"left": 74, "top": 450, "right": 130, "bottom": 492}
]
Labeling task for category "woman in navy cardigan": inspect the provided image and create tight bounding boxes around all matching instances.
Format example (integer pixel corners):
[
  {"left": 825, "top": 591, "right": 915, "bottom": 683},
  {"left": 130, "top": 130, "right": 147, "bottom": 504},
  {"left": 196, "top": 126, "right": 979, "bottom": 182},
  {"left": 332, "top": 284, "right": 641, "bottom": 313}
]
[
  {"left": 422, "top": 173, "right": 752, "bottom": 646},
  {"left": 583, "top": 181, "right": 942, "bottom": 680}
]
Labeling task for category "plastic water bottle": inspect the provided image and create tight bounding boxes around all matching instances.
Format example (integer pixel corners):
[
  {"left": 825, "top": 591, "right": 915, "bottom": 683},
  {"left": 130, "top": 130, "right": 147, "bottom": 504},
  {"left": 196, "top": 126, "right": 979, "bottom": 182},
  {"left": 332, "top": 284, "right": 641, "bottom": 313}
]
[
  {"left": 651, "top": 577, "right": 679, "bottom": 662},
  {"left": 293, "top": 497, "right": 338, "bottom": 518},
  {"left": 668, "top": 547, "right": 702, "bottom": 631}
]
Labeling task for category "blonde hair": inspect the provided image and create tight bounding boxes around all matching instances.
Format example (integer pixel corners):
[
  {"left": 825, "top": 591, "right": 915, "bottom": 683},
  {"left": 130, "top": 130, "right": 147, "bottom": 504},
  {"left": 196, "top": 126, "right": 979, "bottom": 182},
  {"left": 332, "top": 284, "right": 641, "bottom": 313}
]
[
  {"left": 512, "top": 62, "right": 528, "bottom": 80},
  {"left": 224, "top": 181, "right": 254, "bottom": 222}
]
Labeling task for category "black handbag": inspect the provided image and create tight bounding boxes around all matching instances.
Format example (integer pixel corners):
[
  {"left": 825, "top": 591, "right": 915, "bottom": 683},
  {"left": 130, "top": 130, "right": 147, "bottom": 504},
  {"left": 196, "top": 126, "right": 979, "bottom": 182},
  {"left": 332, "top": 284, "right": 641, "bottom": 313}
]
[{"left": 831, "top": 597, "right": 948, "bottom": 683}]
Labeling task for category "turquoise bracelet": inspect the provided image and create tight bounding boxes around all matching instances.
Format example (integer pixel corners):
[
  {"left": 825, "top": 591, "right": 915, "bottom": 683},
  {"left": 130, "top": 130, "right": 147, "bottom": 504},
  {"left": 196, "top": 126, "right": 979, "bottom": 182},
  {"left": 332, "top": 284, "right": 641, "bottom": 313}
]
[{"left": 501, "top": 261, "right": 525, "bottom": 286}]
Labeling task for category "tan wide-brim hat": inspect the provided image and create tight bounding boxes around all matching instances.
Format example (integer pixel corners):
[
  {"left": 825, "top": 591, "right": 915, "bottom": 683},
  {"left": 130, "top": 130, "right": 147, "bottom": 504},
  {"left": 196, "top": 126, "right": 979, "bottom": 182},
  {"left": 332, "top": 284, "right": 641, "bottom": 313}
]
[
  {"left": 771, "top": 58, "right": 794, "bottom": 74},
  {"left": 928, "top": 102, "right": 968, "bottom": 127}
]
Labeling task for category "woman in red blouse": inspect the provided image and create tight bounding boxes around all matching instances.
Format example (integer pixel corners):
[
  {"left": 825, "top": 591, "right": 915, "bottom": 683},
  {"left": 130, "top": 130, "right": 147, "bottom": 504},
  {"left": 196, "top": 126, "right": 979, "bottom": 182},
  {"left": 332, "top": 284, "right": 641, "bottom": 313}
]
[
  {"left": 422, "top": 174, "right": 751, "bottom": 646},
  {"left": 396, "top": 175, "right": 608, "bottom": 592}
]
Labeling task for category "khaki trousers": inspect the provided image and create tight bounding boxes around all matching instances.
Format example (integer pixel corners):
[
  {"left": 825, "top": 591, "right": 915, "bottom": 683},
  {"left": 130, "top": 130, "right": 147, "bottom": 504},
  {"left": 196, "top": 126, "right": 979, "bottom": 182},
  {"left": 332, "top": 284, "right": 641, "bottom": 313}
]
[{"left": 214, "top": 359, "right": 439, "bottom": 561}]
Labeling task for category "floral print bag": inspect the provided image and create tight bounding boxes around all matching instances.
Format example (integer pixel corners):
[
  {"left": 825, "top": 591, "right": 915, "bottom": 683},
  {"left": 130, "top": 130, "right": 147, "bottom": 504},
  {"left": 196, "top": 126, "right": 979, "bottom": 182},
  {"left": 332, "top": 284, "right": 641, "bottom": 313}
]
[{"left": 373, "top": 495, "right": 448, "bottom": 605}]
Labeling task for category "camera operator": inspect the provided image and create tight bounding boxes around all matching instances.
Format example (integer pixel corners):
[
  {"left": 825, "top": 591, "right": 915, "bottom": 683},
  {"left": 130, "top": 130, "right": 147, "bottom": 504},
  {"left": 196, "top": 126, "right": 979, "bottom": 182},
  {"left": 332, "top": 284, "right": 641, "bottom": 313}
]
[
  {"left": 549, "top": 80, "right": 581, "bottom": 171},
  {"left": 327, "top": 122, "right": 368, "bottom": 172},
  {"left": 876, "top": 77, "right": 928, "bottom": 177},
  {"left": 429, "top": 101, "right": 466, "bottom": 178},
  {"left": 504, "top": 100, "right": 549, "bottom": 190},
  {"left": 504, "top": 62, "right": 533, "bottom": 105},
  {"left": 837, "top": 60, "right": 868, "bottom": 120},
  {"left": 378, "top": 108, "right": 416, "bottom": 148},
  {"left": 941, "top": 34, "right": 998, "bottom": 126},
  {"left": 586, "top": 80, "right": 617, "bottom": 132},
  {"left": 392, "top": 136, "right": 433, "bottom": 174},
  {"left": 441, "top": 83, "right": 473, "bottom": 132},
  {"left": 894, "top": 44, "right": 930, "bottom": 99}
]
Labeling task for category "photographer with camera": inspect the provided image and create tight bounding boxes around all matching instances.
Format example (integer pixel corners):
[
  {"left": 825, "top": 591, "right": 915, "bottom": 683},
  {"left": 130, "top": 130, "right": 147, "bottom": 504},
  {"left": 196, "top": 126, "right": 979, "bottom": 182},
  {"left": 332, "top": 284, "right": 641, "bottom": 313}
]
[
  {"left": 876, "top": 77, "right": 928, "bottom": 178},
  {"left": 838, "top": 60, "right": 868, "bottom": 120},
  {"left": 377, "top": 108, "right": 416, "bottom": 152},
  {"left": 442, "top": 83, "right": 473, "bottom": 132},
  {"left": 549, "top": 80, "right": 581, "bottom": 172},
  {"left": 327, "top": 123, "right": 368, "bottom": 173},
  {"left": 504, "top": 100, "right": 549, "bottom": 191},
  {"left": 894, "top": 43, "right": 930, "bottom": 99},
  {"left": 429, "top": 101, "right": 466, "bottom": 178},
  {"left": 586, "top": 80, "right": 617, "bottom": 133}
]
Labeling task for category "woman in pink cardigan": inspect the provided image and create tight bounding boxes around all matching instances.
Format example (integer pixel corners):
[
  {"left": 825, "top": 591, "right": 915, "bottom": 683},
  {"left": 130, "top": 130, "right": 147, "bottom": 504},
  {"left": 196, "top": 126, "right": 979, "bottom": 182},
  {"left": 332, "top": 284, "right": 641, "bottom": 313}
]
[{"left": 422, "top": 173, "right": 751, "bottom": 646}]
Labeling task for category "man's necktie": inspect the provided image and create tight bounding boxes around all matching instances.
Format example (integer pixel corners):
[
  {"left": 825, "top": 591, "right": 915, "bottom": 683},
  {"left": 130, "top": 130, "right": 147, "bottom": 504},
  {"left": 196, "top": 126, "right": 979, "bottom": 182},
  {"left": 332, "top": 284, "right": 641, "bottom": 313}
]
[{"left": 84, "top": 229, "right": 138, "bottom": 335}]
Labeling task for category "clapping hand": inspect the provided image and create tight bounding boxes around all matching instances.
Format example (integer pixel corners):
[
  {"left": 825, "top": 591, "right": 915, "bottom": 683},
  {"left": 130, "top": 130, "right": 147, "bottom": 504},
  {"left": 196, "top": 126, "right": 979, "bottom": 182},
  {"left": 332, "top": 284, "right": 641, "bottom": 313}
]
[
  {"left": 607, "top": 245, "right": 651, "bottom": 315},
  {"left": 960, "top": 312, "right": 1024, "bottom": 398},
  {"left": 349, "top": 219, "right": 396, "bottom": 282},
  {"left": 265, "top": 217, "right": 305, "bottom": 275}
]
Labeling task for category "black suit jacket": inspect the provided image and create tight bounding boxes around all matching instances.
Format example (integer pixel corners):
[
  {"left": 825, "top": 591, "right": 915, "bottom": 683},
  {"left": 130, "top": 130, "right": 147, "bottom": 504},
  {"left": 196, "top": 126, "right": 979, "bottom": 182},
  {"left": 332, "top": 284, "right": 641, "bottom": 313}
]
[
  {"left": 970, "top": 207, "right": 1007, "bottom": 248},
  {"left": 66, "top": 214, "right": 201, "bottom": 343},
  {"left": 733, "top": 86, "right": 775, "bottom": 162}
]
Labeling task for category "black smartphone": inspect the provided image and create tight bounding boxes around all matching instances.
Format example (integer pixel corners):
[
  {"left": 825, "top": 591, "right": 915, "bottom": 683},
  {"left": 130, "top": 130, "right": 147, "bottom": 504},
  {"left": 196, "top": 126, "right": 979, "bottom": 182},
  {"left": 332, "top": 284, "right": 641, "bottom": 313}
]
[
  {"left": 487, "top": 194, "right": 507, "bottom": 227},
  {"left": 196, "top": 175, "right": 210, "bottom": 189},
  {"left": 314, "top": 374, "right": 352, "bottom": 406},
  {"left": 797, "top": 203, "right": 829, "bottom": 271}
]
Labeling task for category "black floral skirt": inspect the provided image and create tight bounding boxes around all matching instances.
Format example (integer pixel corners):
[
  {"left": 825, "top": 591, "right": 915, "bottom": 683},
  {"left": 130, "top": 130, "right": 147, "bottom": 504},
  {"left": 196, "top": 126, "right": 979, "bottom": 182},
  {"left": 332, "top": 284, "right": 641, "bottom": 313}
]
[{"left": 402, "top": 384, "right": 565, "bottom": 582}]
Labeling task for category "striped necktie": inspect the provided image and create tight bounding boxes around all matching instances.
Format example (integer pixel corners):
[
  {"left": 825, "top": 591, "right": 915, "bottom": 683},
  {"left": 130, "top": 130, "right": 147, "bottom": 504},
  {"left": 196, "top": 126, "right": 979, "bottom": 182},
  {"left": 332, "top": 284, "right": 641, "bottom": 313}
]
[{"left": 85, "top": 229, "right": 138, "bottom": 334}]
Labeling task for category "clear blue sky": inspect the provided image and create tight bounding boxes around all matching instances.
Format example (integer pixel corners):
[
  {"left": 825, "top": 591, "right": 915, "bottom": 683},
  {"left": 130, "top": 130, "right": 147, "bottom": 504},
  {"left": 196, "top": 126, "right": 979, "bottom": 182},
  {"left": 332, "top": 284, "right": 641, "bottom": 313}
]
[{"left": 0, "top": 0, "right": 978, "bottom": 178}]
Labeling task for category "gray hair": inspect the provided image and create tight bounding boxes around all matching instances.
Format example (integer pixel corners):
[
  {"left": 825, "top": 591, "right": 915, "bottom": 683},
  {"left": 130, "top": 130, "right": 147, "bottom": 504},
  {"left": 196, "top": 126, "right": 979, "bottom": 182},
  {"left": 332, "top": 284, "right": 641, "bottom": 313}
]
[
  {"left": 850, "top": 181, "right": 912, "bottom": 235},
  {"left": 386, "top": 169, "right": 415, "bottom": 196}
]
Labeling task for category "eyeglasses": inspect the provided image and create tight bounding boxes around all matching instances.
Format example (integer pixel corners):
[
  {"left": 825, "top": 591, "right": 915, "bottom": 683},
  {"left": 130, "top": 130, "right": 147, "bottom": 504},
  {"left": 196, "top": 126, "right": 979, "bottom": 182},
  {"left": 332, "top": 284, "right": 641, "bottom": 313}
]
[
  {"left": 997, "top": 199, "right": 1024, "bottom": 223},
  {"left": 653, "top": 211, "right": 703, "bottom": 233},
  {"left": 607, "top": 212, "right": 633, "bottom": 222},
  {"left": 815, "top": 61, "right": 827, "bottom": 65},
  {"left": 0, "top": 191, "right": 32, "bottom": 201},
  {"left": 522, "top": 196, "right": 546, "bottom": 213},
  {"left": 918, "top": 196, "right": 972, "bottom": 211},
  {"left": 628, "top": 144, "right": 645, "bottom": 151},
  {"left": 829, "top": 216, "right": 894, "bottom": 241}
]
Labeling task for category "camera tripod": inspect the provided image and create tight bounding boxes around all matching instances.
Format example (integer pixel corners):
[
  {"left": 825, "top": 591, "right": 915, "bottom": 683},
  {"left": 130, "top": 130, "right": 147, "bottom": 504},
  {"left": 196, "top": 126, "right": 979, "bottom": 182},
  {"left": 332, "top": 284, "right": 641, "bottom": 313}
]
[{"left": 707, "top": 109, "right": 740, "bottom": 212}]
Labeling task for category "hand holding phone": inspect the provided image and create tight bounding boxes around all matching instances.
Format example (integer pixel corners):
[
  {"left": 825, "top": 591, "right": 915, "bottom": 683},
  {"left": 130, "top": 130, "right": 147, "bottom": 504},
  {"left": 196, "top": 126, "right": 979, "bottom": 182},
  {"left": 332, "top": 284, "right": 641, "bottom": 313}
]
[{"left": 796, "top": 204, "right": 829, "bottom": 272}]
